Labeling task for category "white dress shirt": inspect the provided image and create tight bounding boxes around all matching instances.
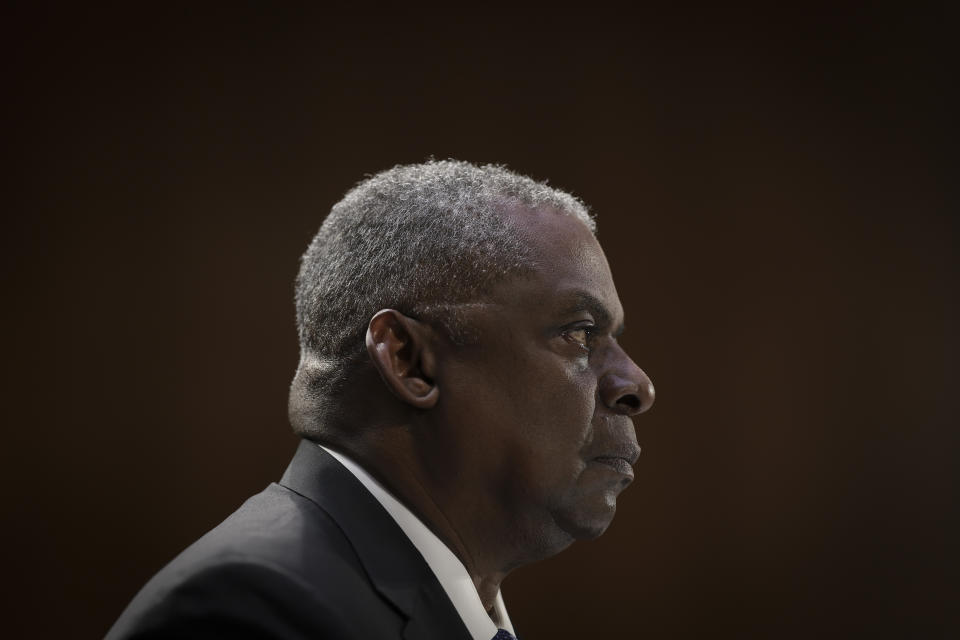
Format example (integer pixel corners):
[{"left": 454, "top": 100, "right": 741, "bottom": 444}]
[{"left": 318, "top": 444, "right": 515, "bottom": 640}]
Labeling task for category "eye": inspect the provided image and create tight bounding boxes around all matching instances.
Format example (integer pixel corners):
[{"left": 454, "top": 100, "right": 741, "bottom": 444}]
[{"left": 562, "top": 326, "right": 594, "bottom": 352}]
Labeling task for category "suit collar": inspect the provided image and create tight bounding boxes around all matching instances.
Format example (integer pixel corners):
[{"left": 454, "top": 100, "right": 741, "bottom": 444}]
[{"left": 280, "top": 439, "right": 472, "bottom": 640}]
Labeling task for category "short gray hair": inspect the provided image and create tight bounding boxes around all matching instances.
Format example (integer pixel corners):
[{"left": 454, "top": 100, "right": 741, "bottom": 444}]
[{"left": 294, "top": 159, "right": 594, "bottom": 395}]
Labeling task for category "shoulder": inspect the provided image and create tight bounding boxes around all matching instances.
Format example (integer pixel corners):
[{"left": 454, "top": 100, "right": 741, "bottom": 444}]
[
  {"left": 107, "top": 558, "right": 349, "bottom": 639},
  {"left": 107, "top": 483, "right": 402, "bottom": 639}
]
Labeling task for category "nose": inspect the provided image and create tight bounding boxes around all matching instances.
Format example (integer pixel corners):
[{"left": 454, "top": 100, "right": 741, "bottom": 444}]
[{"left": 599, "top": 347, "right": 655, "bottom": 416}]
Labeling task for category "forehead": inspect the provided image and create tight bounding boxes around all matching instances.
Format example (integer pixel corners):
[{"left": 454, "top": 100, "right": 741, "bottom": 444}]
[{"left": 494, "top": 206, "right": 624, "bottom": 323}]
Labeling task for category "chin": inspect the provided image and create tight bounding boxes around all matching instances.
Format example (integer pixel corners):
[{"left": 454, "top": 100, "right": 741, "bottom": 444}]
[
  {"left": 554, "top": 499, "right": 618, "bottom": 541},
  {"left": 521, "top": 502, "right": 616, "bottom": 562},
  {"left": 563, "top": 516, "right": 614, "bottom": 540}
]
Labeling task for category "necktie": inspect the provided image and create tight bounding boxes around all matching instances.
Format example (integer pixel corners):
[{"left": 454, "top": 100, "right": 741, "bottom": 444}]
[{"left": 492, "top": 630, "right": 516, "bottom": 640}]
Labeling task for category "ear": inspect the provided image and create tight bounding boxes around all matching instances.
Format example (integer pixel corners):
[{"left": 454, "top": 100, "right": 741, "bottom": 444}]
[{"left": 365, "top": 309, "right": 439, "bottom": 409}]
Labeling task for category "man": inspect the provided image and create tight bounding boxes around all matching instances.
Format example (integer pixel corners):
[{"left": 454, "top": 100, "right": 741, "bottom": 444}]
[{"left": 107, "top": 160, "right": 655, "bottom": 639}]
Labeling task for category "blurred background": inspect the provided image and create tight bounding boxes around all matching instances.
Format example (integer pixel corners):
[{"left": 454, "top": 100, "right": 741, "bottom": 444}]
[{"left": 3, "top": 4, "right": 956, "bottom": 638}]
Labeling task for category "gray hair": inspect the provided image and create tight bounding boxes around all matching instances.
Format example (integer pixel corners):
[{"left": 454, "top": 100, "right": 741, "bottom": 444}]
[{"left": 294, "top": 159, "right": 594, "bottom": 396}]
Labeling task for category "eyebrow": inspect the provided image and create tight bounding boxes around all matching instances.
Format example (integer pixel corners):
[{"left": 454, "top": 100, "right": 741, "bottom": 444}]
[{"left": 557, "top": 291, "right": 625, "bottom": 337}]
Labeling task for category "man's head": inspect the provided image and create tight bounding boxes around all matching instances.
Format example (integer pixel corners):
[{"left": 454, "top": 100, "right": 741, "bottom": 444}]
[
  {"left": 291, "top": 160, "right": 654, "bottom": 563},
  {"left": 291, "top": 160, "right": 594, "bottom": 428}
]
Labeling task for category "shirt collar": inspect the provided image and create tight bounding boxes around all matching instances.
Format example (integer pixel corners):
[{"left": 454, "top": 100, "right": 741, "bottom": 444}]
[{"left": 318, "top": 444, "right": 514, "bottom": 640}]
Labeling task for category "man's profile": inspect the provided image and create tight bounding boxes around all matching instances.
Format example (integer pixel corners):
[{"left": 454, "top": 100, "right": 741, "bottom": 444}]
[{"left": 108, "top": 160, "right": 655, "bottom": 639}]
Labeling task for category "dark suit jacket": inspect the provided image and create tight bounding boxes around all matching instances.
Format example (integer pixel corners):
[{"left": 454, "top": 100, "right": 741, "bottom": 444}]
[{"left": 106, "top": 440, "right": 474, "bottom": 639}]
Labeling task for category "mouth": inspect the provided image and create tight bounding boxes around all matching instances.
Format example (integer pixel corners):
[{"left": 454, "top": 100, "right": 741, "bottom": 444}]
[
  {"left": 588, "top": 426, "right": 641, "bottom": 480},
  {"left": 591, "top": 456, "right": 636, "bottom": 479}
]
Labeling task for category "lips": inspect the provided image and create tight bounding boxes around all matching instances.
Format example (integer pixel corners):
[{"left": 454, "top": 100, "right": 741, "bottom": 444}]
[
  {"left": 588, "top": 419, "right": 641, "bottom": 478},
  {"left": 591, "top": 440, "right": 641, "bottom": 478},
  {"left": 592, "top": 455, "right": 636, "bottom": 478}
]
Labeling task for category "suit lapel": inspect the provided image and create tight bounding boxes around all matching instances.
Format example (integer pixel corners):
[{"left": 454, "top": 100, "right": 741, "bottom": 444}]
[
  {"left": 280, "top": 439, "right": 473, "bottom": 640},
  {"left": 403, "top": 582, "right": 479, "bottom": 640}
]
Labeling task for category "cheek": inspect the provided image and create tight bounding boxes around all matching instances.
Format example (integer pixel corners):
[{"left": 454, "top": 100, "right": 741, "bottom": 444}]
[
  {"left": 503, "top": 346, "right": 591, "bottom": 403},
  {"left": 511, "top": 359, "right": 599, "bottom": 469},
  {"left": 441, "top": 347, "right": 598, "bottom": 467},
  {"left": 530, "top": 356, "right": 597, "bottom": 422}
]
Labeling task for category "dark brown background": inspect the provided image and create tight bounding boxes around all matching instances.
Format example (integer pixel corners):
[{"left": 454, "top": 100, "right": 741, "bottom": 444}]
[{"left": 4, "top": 4, "right": 956, "bottom": 638}]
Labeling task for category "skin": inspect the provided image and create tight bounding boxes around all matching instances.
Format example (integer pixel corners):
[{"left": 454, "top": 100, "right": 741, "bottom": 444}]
[{"left": 302, "top": 206, "right": 654, "bottom": 618}]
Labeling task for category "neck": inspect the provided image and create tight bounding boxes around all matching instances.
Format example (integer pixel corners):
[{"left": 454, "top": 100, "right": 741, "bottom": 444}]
[{"left": 326, "top": 426, "right": 517, "bottom": 611}]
